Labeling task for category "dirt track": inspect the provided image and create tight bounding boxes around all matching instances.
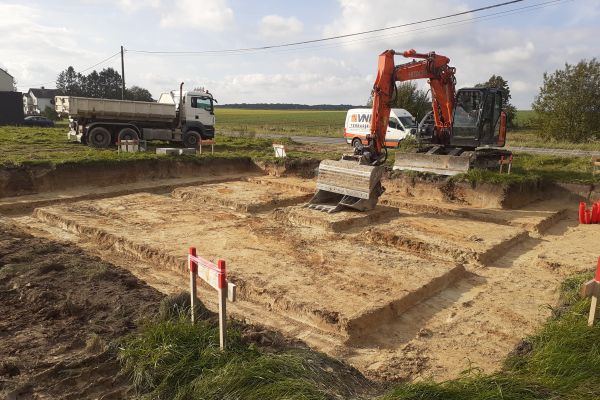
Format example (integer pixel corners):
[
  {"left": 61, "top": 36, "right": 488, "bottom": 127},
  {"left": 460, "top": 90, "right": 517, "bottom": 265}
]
[{"left": 2, "top": 161, "right": 598, "bottom": 383}]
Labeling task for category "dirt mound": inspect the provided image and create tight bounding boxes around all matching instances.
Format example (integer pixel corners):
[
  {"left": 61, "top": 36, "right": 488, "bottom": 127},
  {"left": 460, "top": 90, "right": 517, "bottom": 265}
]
[
  {"left": 0, "top": 220, "right": 163, "bottom": 399},
  {"left": 0, "top": 158, "right": 259, "bottom": 199}
]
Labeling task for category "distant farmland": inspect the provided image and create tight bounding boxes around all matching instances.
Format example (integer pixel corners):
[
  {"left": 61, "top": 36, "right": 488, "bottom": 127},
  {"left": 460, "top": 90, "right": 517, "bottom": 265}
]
[{"left": 215, "top": 108, "right": 346, "bottom": 137}]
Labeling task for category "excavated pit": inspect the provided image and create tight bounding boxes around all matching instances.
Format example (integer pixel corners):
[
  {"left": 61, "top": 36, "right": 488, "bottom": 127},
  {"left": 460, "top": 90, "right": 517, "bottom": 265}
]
[
  {"left": 3, "top": 161, "right": 587, "bottom": 382},
  {"left": 32, "top": 190, "right": 464, "bottom": 342}
]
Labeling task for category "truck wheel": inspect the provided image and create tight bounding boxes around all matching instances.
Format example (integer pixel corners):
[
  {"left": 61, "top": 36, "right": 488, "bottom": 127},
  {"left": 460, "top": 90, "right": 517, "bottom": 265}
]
[
  {"left": 352, "top": 138, "right": 363, "bottom": 150},
  {"left": 88, "top": 127, "right": 111, "bottom": 148},
  {"left": 118, "top": 128, "right": 139, "bottom": 142},
  {"left": 183, "top": 131, "right": 201, "bottom": 148}
]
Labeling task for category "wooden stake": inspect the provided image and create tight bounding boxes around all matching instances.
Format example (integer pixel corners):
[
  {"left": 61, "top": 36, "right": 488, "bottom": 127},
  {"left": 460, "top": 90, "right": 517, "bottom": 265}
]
[
  {"left": 218, "top": 259, "right": 227, "bottom": 350},
  {"left": 189, "top": 247, "right": 197, "bottom": 324},
  {"left": 589, "top": 295, "right": 598, "bottom": 327}
]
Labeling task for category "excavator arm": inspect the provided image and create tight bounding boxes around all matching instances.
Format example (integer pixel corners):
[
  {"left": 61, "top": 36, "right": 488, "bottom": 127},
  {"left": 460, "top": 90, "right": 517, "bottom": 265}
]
[{"left": 369, "top": 49, "right": 456, "bottom": 156}]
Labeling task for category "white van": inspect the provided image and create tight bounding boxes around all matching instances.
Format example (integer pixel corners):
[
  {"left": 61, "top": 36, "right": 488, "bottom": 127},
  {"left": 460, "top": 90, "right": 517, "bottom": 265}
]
[{"left": 344, "top": 108, "right": 416, "bottom": 149}]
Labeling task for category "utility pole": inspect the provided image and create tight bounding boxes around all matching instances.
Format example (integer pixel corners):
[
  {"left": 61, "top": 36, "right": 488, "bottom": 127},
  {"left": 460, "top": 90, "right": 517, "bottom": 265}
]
[{"left": 121, "top": 45, "right": 125, "bottom": 100}]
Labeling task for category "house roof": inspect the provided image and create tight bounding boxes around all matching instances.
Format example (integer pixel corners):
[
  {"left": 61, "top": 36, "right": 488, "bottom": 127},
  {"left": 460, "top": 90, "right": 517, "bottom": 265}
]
[
  {"left": 0, "top": 67, "right": 14, "bottom": 79},
  {"left": 29, "top": 88, "right": 62, "bottom": 98}
]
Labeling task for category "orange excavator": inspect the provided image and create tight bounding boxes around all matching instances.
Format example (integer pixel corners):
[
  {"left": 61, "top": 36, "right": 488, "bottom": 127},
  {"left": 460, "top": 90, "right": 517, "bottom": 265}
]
[{"left": 306, "top": 49, "right": 510, "bottom": 213}]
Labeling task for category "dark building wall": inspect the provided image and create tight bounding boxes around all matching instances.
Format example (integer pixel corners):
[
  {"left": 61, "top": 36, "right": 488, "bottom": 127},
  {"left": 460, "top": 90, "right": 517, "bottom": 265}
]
[{"left": 0, "top": 91, "right": 24, "bottom": 125}]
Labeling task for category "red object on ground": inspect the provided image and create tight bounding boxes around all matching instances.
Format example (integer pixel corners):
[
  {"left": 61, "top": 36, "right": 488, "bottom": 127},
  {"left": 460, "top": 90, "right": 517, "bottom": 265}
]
[
  {"left": 579, "top": 202, "right": 587, "bottom": 224},
  {"left": 218, "top": 259, "right": 226, "bottom": 289},
  {"left": 595, "top": 257, "right": 600, "bottom": 282},
  {"left": 592, "top": 204, "right": 599, "bottom": 224},
  {"left": 585, "top": 210, "right": 592, "bottom": 224},
  {"left": 189, "top": 247, "right": 197, "bottom": 273}
]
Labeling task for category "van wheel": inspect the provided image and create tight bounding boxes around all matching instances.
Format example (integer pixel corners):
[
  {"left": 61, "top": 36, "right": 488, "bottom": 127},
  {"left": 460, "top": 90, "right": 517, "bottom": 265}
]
[
  {"left": 88, "top": 127, "right": 111, "bottom": 148},
  {"left": 352, "top": 138, "right": 363, "bottom": 150}
]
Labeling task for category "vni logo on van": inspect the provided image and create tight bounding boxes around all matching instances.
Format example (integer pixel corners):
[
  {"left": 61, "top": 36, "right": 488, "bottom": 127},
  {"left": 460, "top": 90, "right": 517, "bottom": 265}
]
[{"left": 351, "top": 114, "right": 371, "bottom": 123}]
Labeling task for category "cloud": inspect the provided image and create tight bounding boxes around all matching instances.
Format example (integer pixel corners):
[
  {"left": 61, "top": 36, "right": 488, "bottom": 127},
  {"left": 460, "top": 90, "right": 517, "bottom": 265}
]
[
  {"left": 323, "top": 0, "right": 470, "bottom": 51},
  {"left": 116, "top": 0, "right": 160, "bottom": 12},
  {"left": 0, "top": 3, "right": 98, "bottom": 88},
  {"left": 198, "top": 71, "right": 371, "bottom": 105},
  {"left": 160, "top": 0, "right": 234, "bottom": 30},
  {"left": 259, "top": 15, "right": 303, "bottom": 39}
]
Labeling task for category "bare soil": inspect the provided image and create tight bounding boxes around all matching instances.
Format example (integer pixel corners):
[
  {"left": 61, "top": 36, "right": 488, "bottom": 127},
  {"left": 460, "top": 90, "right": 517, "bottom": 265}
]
[
  {"left": 0, "top": 219, "right": 163, "bottom": 399},
  {"left": 1, "top": 162, "right": 596, "bottom": 384}
]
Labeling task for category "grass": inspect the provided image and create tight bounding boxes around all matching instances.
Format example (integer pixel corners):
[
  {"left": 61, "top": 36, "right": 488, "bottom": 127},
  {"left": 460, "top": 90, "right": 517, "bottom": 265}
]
[
  {"left": 118, "top": 270, "right": 600, "bottom": 400},
  {"left": 380, "top": 273, "right": 600, "bottom": 400},
  {"left": 1, "top": 124, "right": 598, "bottom": 185},
  {"left": 0, "top": 125, "right": 339, "bottom": 167},
  {"left": 118, "top": 299, "right": 372, "bottom": 400},
  {"left": 455, "top": 153, "right": 600, "bottom": 185}
]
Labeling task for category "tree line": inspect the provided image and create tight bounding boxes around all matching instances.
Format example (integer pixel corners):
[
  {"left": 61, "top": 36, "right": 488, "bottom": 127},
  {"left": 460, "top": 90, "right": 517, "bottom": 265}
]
[{"left": 56, "top": 66, "right": 154, "bottom": 102}]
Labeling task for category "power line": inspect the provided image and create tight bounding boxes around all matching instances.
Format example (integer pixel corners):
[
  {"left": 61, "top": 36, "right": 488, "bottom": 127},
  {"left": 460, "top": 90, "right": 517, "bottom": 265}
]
[
  {"left": 127, "top": 0, "right": 566, "bottom": 58},
  {"left": 128, "top": 0, "right": 527, "bottom": 55},
  {"left": 18, "top": 51, "right": 121, "bottom": 89}
]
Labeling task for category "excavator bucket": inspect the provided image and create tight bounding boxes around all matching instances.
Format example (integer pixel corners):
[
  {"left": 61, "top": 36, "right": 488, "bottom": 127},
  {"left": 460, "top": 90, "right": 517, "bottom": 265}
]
[
  {"left": 305, "top": 159, "right": 385, "bottom": 213},
  {"left": 393, "top": 150, "right": 474, "bottom": 176}
]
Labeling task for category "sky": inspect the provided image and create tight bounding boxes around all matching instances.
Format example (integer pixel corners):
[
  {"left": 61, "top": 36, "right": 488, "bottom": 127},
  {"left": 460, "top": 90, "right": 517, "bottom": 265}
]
[{"left": 1, "top": 0, "right": 598, "bottom": 108}]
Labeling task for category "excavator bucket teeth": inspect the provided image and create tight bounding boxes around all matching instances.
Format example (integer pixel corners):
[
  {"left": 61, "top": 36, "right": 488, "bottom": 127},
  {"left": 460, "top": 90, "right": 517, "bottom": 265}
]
[
  {"left": 393, "top": 152, "right": 472, "bottom": 176},
  {"left": 305, "top": 159, "right": 385, "bottom": 213}
]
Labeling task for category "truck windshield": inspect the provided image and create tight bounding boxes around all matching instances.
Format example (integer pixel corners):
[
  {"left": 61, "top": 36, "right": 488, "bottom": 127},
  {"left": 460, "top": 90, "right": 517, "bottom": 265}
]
[{"left": 191, "top": 96, "right": 213, "bottom": 112}]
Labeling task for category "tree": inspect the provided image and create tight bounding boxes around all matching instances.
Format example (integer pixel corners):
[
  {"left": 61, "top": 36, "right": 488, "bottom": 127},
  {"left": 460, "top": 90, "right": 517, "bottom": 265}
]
[
  {"left": 532, "top": 59, "right": 600, "bottom": 142},
  {"left": 125, "top": 86, "right": 154, "bottom": 101},
  {"left": 367, "top": 82, "right": 431, "bottom": 121},
  {"left": 55, "top": 66, "right": 154, "bottom": 101},
  {"left": 41, "top": 105, "right": 59, "bottom": 121},
  {"left": 475, "top": 75, "right": 517, "bottom": 127}
]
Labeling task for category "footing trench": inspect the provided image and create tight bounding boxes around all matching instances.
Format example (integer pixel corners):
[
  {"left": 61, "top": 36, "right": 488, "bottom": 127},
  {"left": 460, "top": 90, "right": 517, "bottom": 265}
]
[{"left": 5, "top": 169, "right": 589, "bottom": 382}]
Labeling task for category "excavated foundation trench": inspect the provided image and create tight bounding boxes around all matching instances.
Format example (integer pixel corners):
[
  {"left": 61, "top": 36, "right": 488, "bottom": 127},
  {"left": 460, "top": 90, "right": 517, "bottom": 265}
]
[{"left": 2, "top": 159, "right": 597, "bottom": 382}]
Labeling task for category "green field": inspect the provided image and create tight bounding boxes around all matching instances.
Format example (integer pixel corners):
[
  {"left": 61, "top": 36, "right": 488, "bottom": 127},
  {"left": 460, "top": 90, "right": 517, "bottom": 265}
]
[
  {"left": 216, "top": 108, "right": 600, "bottom": 151},
  {"left": 216, "top": 108, "right": 346, "bottom": 137}
]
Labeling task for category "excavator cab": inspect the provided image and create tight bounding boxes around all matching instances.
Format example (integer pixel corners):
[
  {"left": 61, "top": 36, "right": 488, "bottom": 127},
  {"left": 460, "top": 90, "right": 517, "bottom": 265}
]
[
  {"left": 450, "top": 88, "right": 506, "bottom": 148},
  {"left": 394, "top": 87, "right": 508, "bottom": 175}
]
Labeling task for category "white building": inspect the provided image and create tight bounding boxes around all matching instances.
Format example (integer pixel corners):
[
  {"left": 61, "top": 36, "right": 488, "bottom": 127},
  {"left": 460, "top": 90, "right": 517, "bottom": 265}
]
[
  {"left": 0, "top": 68, "right": 15, "bottom": 91},
  {"left": 23, "top": 87, "right": 61, "bottom": 115}
]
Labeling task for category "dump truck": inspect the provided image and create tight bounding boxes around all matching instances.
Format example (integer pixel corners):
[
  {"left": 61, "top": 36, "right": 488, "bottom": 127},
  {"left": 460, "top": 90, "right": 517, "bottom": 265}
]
[
  {"left": 307, "top": 49, "right": 509, "bottom": 213},
  {"left": 55, "top": 84, "right": 216, "bottom": 148}
]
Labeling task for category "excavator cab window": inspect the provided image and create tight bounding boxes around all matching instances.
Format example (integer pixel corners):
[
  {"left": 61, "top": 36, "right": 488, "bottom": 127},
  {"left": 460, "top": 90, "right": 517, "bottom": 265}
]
[
  {"left": 452, "top": 90, "right": 483, "bottom": 141},
  {"left": 479, "top": 90, "right": 504, "bottom": 145}
]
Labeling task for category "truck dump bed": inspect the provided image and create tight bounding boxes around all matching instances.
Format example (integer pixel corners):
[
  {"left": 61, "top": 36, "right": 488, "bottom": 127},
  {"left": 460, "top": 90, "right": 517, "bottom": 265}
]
[{"left": 55, "top": 96, "right": 175, "bottom": 122}]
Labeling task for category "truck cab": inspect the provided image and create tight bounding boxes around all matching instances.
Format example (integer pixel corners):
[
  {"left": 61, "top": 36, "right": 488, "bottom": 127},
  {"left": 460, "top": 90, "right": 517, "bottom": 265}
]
[{"left": 172, "top": 89, "right": 216, "bottom": 139}]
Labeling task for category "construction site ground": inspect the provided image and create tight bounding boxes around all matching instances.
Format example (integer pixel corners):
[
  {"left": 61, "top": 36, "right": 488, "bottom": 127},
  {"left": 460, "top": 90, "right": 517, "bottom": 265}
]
[{"left": 2, "top": 159, "right": 598, "bottom": 384}]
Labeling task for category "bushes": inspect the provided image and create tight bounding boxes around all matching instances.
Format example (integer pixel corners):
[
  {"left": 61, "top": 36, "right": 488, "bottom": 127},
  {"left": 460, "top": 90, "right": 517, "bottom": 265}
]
[{"left": 532, "top": 59, "right": 600, "bottom": 142}]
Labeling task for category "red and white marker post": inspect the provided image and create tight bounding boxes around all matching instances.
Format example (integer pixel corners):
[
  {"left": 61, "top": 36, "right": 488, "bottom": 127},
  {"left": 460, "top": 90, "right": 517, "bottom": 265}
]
[
  {"left": 188, "top": 247, "right": 236, "bottom": 350},
  {"left": 580, "top": 256, "right": 600, "bottom": 326}
]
